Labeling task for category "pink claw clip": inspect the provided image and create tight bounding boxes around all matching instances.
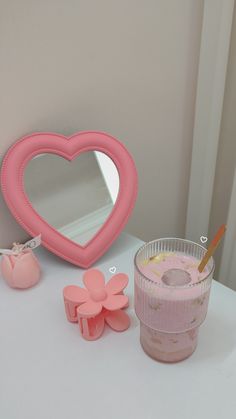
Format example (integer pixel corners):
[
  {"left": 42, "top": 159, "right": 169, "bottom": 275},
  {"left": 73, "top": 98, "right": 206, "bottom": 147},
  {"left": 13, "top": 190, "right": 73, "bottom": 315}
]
[{"left": 63, "top": 269, "right": 130, "bottom": 340}]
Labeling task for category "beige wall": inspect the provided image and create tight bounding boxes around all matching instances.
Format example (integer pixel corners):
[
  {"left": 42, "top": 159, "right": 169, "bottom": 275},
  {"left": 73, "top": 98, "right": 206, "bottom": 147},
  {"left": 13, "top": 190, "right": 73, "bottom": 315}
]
[
  {"left": 209, "top": 4, "right": 236, "bottom": 280},
  {"left": 0, "top": 0, "right": 203, "bottom": 247}
]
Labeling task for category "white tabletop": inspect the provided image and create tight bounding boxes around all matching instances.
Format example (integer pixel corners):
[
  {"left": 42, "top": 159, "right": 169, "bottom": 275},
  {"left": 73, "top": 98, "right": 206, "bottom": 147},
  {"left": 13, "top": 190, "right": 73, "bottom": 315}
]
[{"left": 1, "top": 233, "right": 236, "bottom": 419}]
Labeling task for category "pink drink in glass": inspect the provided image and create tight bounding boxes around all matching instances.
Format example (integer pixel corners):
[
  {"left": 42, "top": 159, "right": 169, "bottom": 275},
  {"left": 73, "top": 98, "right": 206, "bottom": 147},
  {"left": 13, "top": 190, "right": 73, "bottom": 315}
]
[{"left": 134, "top": 238, "right": 214, "bottom": 362}]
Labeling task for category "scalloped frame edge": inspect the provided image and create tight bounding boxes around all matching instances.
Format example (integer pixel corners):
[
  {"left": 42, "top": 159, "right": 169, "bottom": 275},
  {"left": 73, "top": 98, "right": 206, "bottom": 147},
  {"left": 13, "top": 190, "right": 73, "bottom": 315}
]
[{"left": 1, "top": 131, "right": 138, "bottom": 268}]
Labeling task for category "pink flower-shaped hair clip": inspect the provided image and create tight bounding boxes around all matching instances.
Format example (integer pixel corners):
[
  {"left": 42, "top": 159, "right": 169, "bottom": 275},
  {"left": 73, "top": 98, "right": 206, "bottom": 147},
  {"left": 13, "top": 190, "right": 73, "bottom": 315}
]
[{"left": 63, "top": 269, "right": 130, "bottom": 340}]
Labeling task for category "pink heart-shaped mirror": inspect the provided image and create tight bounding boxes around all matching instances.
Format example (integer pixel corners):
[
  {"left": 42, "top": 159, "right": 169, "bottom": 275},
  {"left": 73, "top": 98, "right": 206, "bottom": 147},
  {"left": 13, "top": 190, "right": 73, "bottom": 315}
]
[{"left": 1, "top": 131, "right": 138, "bottom": 268}]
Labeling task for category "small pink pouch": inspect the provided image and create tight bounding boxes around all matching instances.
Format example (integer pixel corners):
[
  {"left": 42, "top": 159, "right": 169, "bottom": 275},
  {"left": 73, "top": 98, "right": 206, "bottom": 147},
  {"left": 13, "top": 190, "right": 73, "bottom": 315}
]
[{"left": 1, "top": 248, "right": 41, "bottom": 289}]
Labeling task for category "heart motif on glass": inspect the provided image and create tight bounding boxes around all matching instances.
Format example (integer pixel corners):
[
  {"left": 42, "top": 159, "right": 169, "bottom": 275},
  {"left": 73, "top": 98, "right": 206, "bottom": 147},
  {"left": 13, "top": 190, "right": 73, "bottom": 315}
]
[{"left": 1, "top": 132, "right": 138, "bottom": 268}]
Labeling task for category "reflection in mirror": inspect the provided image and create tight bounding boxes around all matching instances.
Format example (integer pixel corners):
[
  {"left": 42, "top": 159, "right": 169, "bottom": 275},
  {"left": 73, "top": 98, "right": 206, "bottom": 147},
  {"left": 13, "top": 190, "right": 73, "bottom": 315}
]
[{"left": 24, "top": 152, "right": 119, "bottom": 245}]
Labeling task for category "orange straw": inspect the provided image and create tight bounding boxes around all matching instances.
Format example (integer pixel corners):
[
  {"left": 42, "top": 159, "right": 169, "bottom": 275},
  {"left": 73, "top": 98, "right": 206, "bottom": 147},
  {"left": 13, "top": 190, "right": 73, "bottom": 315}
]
[{"left": 198, "top": 224, "right": 227, "bottom": 273}]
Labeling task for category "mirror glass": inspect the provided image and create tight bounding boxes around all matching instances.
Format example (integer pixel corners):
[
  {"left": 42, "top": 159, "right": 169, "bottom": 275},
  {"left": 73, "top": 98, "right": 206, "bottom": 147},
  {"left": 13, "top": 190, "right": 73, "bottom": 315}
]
[{"left": 24, "top": 152, "right": 119, "bottom": 245}]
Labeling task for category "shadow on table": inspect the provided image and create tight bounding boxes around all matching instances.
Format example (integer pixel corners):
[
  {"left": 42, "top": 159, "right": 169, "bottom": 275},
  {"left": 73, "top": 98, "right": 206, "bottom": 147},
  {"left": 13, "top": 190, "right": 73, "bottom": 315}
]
[{"left": 194, "top": 310, "right": 236, "bottom": 363}]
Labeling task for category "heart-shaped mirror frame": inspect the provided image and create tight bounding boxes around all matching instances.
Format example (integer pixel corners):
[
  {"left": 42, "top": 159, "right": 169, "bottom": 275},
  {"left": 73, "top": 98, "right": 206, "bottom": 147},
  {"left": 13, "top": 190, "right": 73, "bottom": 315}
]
[{"left": 1, "top": 131, "right": 138, "bottom": 268}]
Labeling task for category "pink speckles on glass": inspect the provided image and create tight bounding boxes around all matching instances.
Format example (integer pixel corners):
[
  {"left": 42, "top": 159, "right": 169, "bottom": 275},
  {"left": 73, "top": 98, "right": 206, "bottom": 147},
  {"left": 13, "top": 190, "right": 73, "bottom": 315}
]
[
  {"left": 140, "top": 322, "right": 199, "bottom": 363},
  {"left": 134, "top": 239, "right": 214, "bottom": 363}
]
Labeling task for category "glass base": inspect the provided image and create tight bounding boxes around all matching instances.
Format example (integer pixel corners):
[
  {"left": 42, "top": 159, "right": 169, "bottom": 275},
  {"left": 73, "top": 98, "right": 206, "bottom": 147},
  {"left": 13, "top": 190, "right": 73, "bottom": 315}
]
[{"left": 140, "top": 322, "right": 198, "bottom": 363}]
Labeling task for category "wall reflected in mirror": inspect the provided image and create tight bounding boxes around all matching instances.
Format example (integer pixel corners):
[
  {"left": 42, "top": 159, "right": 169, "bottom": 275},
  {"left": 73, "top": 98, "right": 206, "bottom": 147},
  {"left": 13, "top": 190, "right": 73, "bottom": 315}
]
[{"left": 24, "top": 152, "right": 119, "bottom": 245}]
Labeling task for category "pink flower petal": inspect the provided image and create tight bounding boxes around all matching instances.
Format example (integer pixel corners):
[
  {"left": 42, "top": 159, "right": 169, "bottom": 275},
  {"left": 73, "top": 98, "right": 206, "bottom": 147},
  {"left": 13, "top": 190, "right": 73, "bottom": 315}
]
[
  {"left": 63, "top": 285, "right": 89, "bottom": 303},
  {"left": 83, "top": 269, "right": 105, "bottom": 291},
  {"left": 105, "top": 309, "right": 130, "bottom": 331},
  {"left": 103, "top": 294, "right": 129, "bottom": 311},
  {"left": 77, "top": 300, "right": 102, "bottom": 318},
  {"left": 106, "top": 273, "right": 129, "bottom": 295}
]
